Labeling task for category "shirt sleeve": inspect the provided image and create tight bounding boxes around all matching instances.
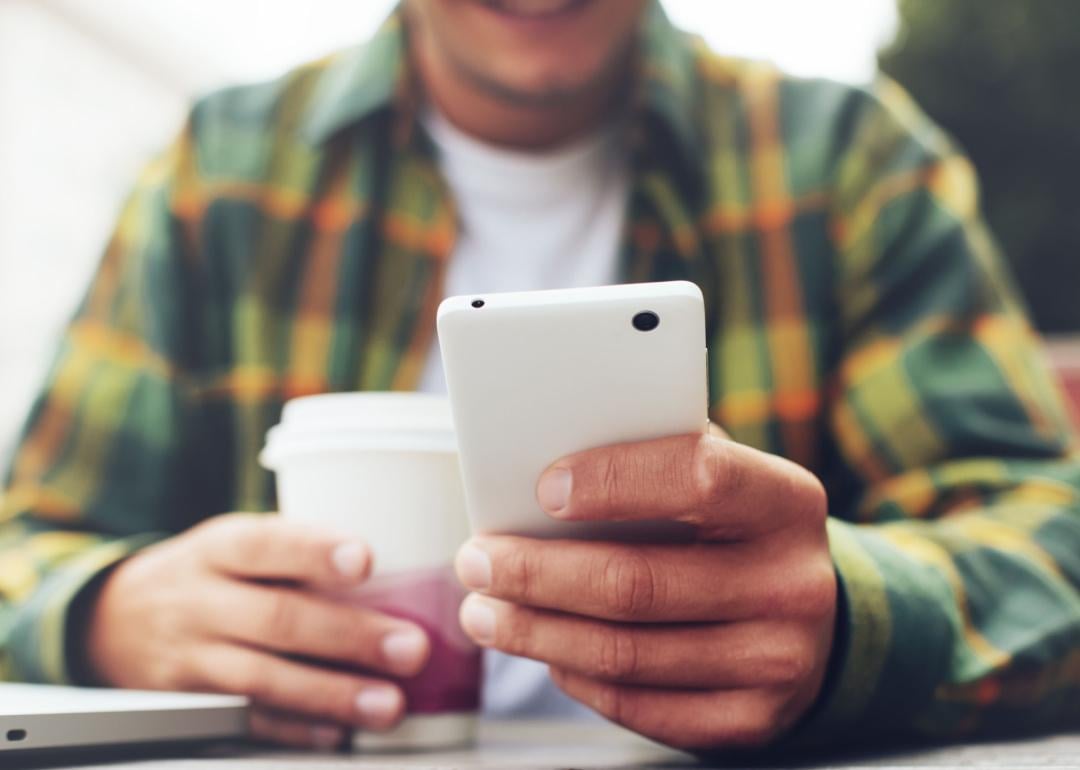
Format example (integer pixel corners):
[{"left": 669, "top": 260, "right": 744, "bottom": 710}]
[
  {"left": 799, "top": 79, "right": 1080, "bottom": 745},
  {"left": 0, "top": 121, "right": 209, "bottom": 684}
]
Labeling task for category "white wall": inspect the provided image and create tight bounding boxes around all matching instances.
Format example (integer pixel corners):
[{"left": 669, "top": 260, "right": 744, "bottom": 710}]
[{"left": 0, "top": 0, "right": 896, "bottom": 460}]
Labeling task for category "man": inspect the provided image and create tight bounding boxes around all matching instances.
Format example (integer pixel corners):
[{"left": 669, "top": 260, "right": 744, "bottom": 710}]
[{"left": 2, "top": 0, "right": 1078, "bottom": 755}]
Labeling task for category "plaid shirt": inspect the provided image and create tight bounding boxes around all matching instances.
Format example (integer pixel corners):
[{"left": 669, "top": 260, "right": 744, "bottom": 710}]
[{"left": 2, "top": 2, "right": 1078, "bottom": 748}]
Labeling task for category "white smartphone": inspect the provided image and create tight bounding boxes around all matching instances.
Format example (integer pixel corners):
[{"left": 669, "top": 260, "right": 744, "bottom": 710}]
[{"left": 437, "top": 281, "right": 708, "bottom": 541}]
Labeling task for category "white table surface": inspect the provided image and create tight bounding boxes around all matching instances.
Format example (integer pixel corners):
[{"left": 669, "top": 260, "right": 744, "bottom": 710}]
[{"left": 26, "top": 720, "right": 1080, "bottom": 770}]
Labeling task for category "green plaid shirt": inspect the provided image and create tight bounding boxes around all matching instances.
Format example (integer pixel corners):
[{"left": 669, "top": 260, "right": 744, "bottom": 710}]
[{"left": 3, "top": 2, "right": 1078, "bottom": 747}]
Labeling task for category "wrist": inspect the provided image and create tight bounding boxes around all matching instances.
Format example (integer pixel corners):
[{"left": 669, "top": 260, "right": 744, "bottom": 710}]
[{"left": 67, "top": 560, "right": 126, "bottom": 686}]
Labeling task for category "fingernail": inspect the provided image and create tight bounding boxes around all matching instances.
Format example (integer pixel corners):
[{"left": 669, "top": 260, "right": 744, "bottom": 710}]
[
  {"left": 456, "top": 542, "right": 492, "bottom": 591},
  {"left": 381, "top": 628, "right": 430, "bottom": 675},
  {"left": 537, "top": 467, "right": 572, "bottom": 515},
  {"left": 310, "top": 725, "right": 344, "bottom": 750},
  {"left": 355, "top": 686, "right": 402, "bottom": 723},
  {"left": 459, "top": 594, "right": 496, "bottom": 646},
  {"left": 331, "top": 542, "right": 369, "bottom": 581}
]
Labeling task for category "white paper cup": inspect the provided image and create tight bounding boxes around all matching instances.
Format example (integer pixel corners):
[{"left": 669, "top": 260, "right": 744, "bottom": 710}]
[{"left": 260, "top": 393, "right": 479, "bottom": 752}]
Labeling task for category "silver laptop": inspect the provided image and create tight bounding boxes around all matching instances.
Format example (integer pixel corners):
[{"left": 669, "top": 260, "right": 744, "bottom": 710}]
[{"left": 0, "top": 684, "right": 248, "bottom": 754}]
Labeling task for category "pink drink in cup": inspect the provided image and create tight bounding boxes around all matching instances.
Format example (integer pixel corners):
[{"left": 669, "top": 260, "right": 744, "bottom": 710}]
[
  {"left": 348, "top": 567, "right": 482, "bottom": 715},
  {"left": 260, "top": 393, "right": 480, "bottom": 751}
]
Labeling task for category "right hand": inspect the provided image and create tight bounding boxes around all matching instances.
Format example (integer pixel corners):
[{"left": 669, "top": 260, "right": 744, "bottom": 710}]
[{"left": 84, "top": 513, "right": 431, "bottom": 750}]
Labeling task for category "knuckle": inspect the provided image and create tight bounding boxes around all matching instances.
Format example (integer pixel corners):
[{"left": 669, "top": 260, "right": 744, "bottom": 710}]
[
  {"left": 785, "top": 649, "right": 816, "bottom": 687},
  {"left": 150, "top": 602, "right": 188, "bottom": 642},
  {"left": 238, "top": 526, "right": 274, "bottom": 564},
  {"left": 762, "top": 640, "right": 814, "bottom": 686},
  {"left": 600, "top": 550, "right": 658, "bottom": 618},
  {"left": 148, "top": 649, "right": 188, "bottom": 690},
  {"left": 229, "top": 654, "right": 268, "bottom": 699},
  {"left": 692, "top": 436, "right": 732, "bottom": 507},
  {"left": 791, "top": 557, "right": 837, "bottom": 620},
  {"left": 598, "top": 452, "right": 621, "bottom": 508},
  {"left": 593, "top": 626, "right": 640, "bottom": 681},
  {"left": 499, "top": 606, "right": 532, "bottom": 656},
  {"left": 140, "top": 618, "right": 197, "bottom": 690},
  {"left": 593, "top": 680, "right": 630, "bottom": 725},
  {"left": 262, "top": 591, "right": 300, "bottom": 642},
  {"left": 155, "top": 639, "right": 201, "bottom": 689},
  {"left": 502, "top": 545, "right": 539, "bottom": 603},
  {"left": 765, "top": 555, "right": 835, "bottom": 621},
  {"left": 203, "top": 512, "right": 253, "bottom": 541},
  {"left": 206, "top": 518, "right": 266, "bottom": 567},
  {"left": 792, "top": 468, "right": 828, "bottom": 528},
  {"left": 718, "top": 698, "right": 784, "bottom": 749}
]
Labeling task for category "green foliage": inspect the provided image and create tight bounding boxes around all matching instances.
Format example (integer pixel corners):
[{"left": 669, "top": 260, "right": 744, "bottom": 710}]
[{"left": 879, "top": 0, "right": 1080, "bottom": 332}]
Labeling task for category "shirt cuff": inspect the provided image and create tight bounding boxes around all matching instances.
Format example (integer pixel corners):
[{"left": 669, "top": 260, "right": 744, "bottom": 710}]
[
  {"left": 8, "top": 533, "right": 163, "bottom": 684},
  {"left": 782, "top": 518, "right": 957, "bottom": 749}
]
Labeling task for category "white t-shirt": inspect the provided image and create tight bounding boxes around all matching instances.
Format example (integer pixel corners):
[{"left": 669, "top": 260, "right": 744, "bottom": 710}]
[{"left": 417, "top": 107, "right": 630, "bottom": 717}]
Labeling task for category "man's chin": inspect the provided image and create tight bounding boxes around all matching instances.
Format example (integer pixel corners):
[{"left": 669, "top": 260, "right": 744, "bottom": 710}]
[
  {"left": 460, "top": 34, "right": 638, "bottom": 112},
  {"left": 472, "top": 75, "right": 596, "bottom": 109}
]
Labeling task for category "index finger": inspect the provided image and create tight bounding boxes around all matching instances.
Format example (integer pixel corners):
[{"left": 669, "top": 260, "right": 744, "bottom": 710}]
[
  {"left": 536, "top": 433, "right": 825, "bottom": 540},
  {"left": 193, "top": 513, "right": 372, "bottom": 588},
  {"left": 456, "top": 535, "right": 828, "bottom": 622}
]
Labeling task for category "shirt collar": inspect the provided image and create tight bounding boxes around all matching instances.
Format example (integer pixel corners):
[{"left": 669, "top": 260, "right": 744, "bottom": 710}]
[{"left": 301, "top": 1, "right": 703, "bottom": 184}]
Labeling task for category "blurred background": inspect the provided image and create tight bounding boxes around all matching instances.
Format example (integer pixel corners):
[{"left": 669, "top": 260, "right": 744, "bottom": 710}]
[{"left": 1, "top": 0, "right": 1077, "bottom": 460}]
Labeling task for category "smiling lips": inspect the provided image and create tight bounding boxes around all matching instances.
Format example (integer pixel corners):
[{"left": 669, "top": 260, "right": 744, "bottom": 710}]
[{"left": 477, "top": 0, "right": 591, "bottom": 20}]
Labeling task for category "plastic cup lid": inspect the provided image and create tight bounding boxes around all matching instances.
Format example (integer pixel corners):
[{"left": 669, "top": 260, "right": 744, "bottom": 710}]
[
  {"left": 260, "top": 393, "right": 458, "bottom": 468},
  {"left": 280, "top": 392, "right": 454, "bottom": 432}
]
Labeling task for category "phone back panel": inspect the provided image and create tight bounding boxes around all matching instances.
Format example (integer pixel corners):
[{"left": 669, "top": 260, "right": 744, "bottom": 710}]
[{"left": 437, "top": 281, "right": 708, "bottom": 540}]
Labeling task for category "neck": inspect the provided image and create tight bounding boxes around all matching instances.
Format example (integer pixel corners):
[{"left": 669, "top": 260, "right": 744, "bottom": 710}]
[{"left": 409, "top": 39, "right": 631, "bottom": 152}]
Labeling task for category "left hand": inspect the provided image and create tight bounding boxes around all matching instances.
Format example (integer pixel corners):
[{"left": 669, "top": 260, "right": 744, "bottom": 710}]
[{"left": 454, "top": 427, "right": 836, "bottom": 752}]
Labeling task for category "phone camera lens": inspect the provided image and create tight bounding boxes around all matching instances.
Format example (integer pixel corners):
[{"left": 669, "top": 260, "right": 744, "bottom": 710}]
[
  {"left": 471, "top": 299, "right": 485, "bottom": 308},
  {"left": 632, "top": 311, "right": 660, "bottom": 332}
]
